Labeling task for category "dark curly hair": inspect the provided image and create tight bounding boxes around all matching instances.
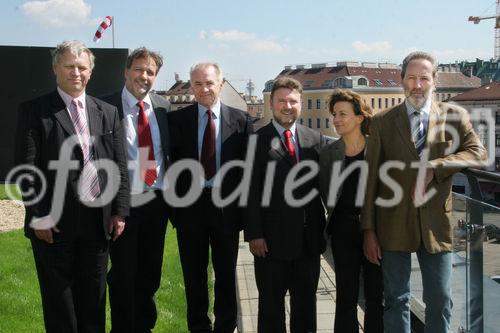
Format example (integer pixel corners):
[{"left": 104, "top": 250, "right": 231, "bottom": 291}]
[{"left": 327, "top": 89, "right": 373, "bottom": 135}]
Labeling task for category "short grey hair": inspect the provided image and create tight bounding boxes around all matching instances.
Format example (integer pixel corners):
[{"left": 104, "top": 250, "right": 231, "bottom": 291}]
[
  {"left": 52, "top": 40, "right": 95, "bottom": 70},
  {"left": 190, "top": 63, "right": 223, "bottom": 82},
  {"left": 401, "top": 51, "right": 437, "bottom": 79}
]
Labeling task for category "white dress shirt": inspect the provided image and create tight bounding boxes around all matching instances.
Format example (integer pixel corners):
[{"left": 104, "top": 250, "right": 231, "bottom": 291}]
[{"left": 121, "top": 87, "right": 165, "bottom": 194}]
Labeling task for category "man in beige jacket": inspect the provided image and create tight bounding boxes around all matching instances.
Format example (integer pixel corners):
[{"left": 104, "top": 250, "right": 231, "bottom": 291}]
[{"left": 361, "top": 51, "right": 487, "bottom": 333}]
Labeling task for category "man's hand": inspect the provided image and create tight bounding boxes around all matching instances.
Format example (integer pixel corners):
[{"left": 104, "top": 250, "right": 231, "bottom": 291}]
[
  {"left": 109, "top": 215, "right": 125, "bottom": 241},
  {"left": 34, "top": 226, "right": 60, "bottom": 244},
  {"left": 363, "top": 230, "right": 382, "bottom": 266},
  {"left": 249, "top": 238, "right": 268, "bottom": 257}
]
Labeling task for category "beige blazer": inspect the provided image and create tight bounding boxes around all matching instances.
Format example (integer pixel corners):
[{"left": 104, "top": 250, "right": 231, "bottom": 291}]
[{"left": 360, "top": 101, "right": 487, "bottom": 253}]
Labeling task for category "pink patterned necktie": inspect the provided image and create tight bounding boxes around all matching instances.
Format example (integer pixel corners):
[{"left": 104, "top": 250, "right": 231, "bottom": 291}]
[{"left": 70, "top": 99, "right": 100, "bottom": 201}]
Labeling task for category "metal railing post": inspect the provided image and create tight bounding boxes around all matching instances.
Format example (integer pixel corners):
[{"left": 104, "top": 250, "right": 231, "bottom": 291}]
[{"left": 465, "top": 172, "right": 484, "bottom": 333}]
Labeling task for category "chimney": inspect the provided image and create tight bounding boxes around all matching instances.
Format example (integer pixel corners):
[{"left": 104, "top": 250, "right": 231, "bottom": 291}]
[{"left": 174, "top": 72, "right": 180, "bottom": 82}]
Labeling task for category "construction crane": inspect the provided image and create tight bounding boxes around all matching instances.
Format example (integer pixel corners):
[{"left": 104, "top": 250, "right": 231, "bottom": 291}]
[{"left": 469, "top": 0, "right": 500, "bottom": 60}]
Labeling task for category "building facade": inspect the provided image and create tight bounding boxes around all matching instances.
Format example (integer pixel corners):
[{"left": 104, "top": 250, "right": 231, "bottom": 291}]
[{"left": 264, "top": 62, "right": 481, "bottom": 136}]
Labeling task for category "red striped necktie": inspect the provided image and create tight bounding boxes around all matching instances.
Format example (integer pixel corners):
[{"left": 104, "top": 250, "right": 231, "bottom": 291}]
[{"left": 284, "top": 129, "right": 297, "bottom": 163}]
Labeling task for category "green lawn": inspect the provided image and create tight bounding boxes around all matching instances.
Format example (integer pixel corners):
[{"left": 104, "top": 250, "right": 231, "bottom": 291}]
[
  {"left": 0, "top": 225, "right": 206, "bottom": 333},
  {"left": 0, "top": 184, "right": 21, "bottom": 200}
]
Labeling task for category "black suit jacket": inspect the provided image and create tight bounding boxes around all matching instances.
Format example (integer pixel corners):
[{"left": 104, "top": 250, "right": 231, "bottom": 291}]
[
  {"left": 168, "top": 102, "right": 253, "bottom": 230},
  {"left": 100, "top": 90, "right": 172, "bottom": 171},
  {"left": 15, "top": 90, "right": 130, "bottom": 239},
  {"left": 244, "top": 122, "right": 327, "bottom": 260}
]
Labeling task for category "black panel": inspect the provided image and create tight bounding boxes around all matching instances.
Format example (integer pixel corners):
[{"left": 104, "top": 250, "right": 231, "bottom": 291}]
[{"left": 0, "top": 45, "right": 128, "bottom": 181}]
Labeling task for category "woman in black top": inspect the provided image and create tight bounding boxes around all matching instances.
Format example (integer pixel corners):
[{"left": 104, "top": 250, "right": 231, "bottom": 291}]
[{"left": 319, "top": 89, "right": 383, "bottom": 332}]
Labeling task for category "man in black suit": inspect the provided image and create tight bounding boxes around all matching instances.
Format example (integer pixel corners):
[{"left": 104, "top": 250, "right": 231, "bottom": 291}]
[
  {"left": 14, "top": 40, "right": 130, "bottom": 333},
  {"left": 101, "top": 47, "right": 171, "bottom": 332},
  {"left": 168, "top": 63, "right": 253, "bottom": 333},
  {"left": 244, "top": 77, "right": 327, "bottom": 333}
]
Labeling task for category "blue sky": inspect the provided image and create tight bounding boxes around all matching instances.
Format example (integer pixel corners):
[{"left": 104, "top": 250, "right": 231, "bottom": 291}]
[{"left": 0, "top": 0, "right": 496, "bottom": 96}]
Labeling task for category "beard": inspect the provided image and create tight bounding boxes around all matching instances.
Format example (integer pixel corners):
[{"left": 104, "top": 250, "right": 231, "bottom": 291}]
[{"left": 405, "top": 89, "right": 431, "bottom": 109}]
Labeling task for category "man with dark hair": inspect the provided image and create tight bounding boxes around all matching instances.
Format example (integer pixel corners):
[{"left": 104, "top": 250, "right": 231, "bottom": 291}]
[
  {"left": 362, "top": 51, "right": 487, "bottom": 333},
  {"left": 101, "top": 47, "right": 171, "bottom": 332},
  {"left": 244, "top": 77, "right": 327, "bottom": 332},
  {"left": 168, "top": 62, "right": 253, "bottom": 333},
  {"left": 15, "top": 40, "right": 129, "bottom": 332}
]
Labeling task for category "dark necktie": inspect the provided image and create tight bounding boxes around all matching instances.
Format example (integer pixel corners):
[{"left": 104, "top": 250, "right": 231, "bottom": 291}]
[
  {"left": 70, "top": 99, "right": 100, "bottom": 201},
  {"left": 411, "top": 110, "right": 425, "bottom": 156},
  {"left": 137, "top": 100, "right": 157, "bottom": 186},
  {"left": 201, "top": 109, "right": 216, "bottom": 180},
  {"left": 284, "top": 129, "right": 297, "bottom": 163}
]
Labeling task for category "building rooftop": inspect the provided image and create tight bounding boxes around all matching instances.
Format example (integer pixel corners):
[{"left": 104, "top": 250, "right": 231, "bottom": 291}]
[
  {"left": 273, "top": 64, "right": 402, "bottom": 90},
  {"left": 451, "top": 82, "right": 500, "bottom": 102},
  {"left": 436, "top": 72, "right": 481, "bottom": 89}
]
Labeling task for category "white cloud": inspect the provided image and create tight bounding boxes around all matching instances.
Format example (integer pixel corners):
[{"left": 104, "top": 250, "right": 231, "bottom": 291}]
[
  {"left": 352, "top": 40, "right": 392, "bottom": 53},
  {"left": 199, "top": 29, "right": 286, "bottom": 53},
  {"left": 20, "top": 0, "right": 97, "bottom": 27},
  {"left": 211, "top": 30, "right": 255, "bottom": 41},
  {"left": 250, "top": 40, "right": 284, "bottom": 52}
]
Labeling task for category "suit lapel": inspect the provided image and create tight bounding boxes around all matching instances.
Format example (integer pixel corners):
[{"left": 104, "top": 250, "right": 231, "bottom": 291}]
[
  {"left": 51, "top": 91, "right": 76, "bottom": 136},
  {"left": 267, "top": 122, "right": 296, "bottom": 165},
  {"left": 392, "top": 104, "right": 419, "bottom": 159},
  {"left": 150, "top": 93, "right": 171, "bottom": 164},
  {"left": 187, "top": 104, "right": 199, "bottom": 160},
  {"left": 220, "top": 104, "right": 236, "bottom": 164},
  {"left": 86, "top": 95, "right": 103, "bottom": 136},
  {"left": 427, "top": 101, "right": 444, "bottom": 159},
  {"left": 296, "top": 124, "right": 314, "bottom": 160}
]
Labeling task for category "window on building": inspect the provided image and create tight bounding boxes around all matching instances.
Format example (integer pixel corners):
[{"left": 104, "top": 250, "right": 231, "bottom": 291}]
[
  {"left": 308, "top": 118, "right": 312, "bottom": 128},
  {"left": 496, "top": 111, "right": 500, "bottom": 125},
  {"left": 398, "top": 97, "right": 402, "bottom": 104},
  {"left": 303, "top": 80, "right": 314, "bottom": 88},
  {"left": 387, "top": 79, "right": 397, "bottom": 86},
  {"left": 307, "top": 99, "right": 312, "bottom": 109},
  {"left": 300, "top": 118, "right": 304, "bottom": 125},
  {"left": 325, "top": 118, "right": 330, "bottom": 128},
  {"left": 334, "top": 77, "right": 345, "bottom": 88},
  {"left": 371, "top": 98, "right": 375, "bottom": 109},
  {"left": 317, "top": 118, "right": 321, "bottom": 128},
  {"left": 496, "top": 157, "right": 500, "bottom": 171},
  {"left": 447, "top": 93, "right": 451, "bottom": 100},
  {"left": 316, "top": 99, "right": 321, "bottom": 109},
  {"left": 374, "top": 79, "right": 383, "bottom": 86},
  {"left": 385, "top": 98, "right": 389, "bottom": 108},
  {"left": 391, "top": 98, "right": 395, "bottom": 106},
  {"left": 378, "top": 98, "right": 382, "bottom": 109},
  {"left": 358, "top": 78, "right": 367, "bottom": 86},
  {"left": 496, "top": 133, "right": 500, "bottom": 146},
  {"left": 452, "top": 185, "right": 465, "bottom": 194}
]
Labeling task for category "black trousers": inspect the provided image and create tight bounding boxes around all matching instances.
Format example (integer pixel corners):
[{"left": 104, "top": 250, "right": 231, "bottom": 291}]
[
  {"left": 31, "top": 204, "right": 108, "bottom": 333},
  {"left": 176, "top": 191, "right": 240, "bottom": 333},
  {"left": 330, "top": 214, "right": 384, "bottom": 333},
  {"left": 254, "top": 252, "right": 321, "bottom": 333},
  {"left": 108, "top": 192, "right": 169, "bottom": 333}
]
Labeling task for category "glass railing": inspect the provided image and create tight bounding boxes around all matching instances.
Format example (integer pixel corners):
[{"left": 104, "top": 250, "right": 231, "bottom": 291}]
[{"left": 410, "top": 169, "right": 500, "bottom": 333}]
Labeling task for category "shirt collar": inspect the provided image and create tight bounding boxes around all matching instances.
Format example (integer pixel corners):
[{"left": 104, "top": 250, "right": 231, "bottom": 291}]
[
  {"left": 272, "top": 119, "right": 297, "bottom": 140},
  {"left": 198, "top": 100, "right": 221, "bottom": 120},
  {"left": 122, "top": 87, "right": 152, "bottom": 111},
  {"left": 57, "top": 86, "right": 86, "bottom": 109},
  {"left": 405, "top": 97, "right": 431, "bottom": 116}
]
